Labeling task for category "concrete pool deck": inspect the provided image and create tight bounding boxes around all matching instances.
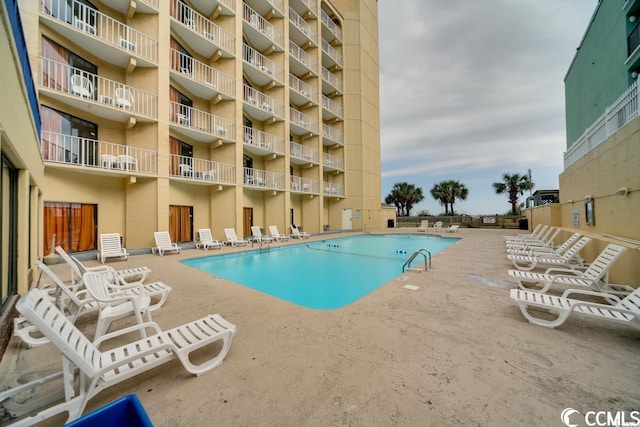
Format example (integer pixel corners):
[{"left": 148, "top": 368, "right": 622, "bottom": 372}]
[{"left": 1, "top": 228, "right": 639, "bottom": 426}]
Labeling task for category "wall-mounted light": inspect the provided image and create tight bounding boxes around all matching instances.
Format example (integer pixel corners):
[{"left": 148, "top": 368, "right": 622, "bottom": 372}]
[
  {"left": 616, "top": 187, "right": 629, "bottom": 196},
  {"left": 567, "top": 199, "right": 573, "bottom": 204},
  {"left": 630, "top": 16, "right": 637, "bottom": 23},
  {"left": 584, "top": 195, "right": 592, "bottom": 201},
  {"left": 632, "top": 71, "right": 639, "bottom": 79}
]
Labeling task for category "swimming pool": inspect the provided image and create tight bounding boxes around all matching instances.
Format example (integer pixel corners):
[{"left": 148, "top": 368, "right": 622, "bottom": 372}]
[{"left": 182, "top": 234, "right": 458, "bottom": 310}]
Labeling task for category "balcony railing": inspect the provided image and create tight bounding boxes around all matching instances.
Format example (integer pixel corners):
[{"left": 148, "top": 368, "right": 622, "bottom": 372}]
[
  {"left": 290, "top": 141, "right": 318, "bottom": 163},
  {"left": 40, "top": 57, "right": 158, "bottom": 119},
  {"left": 322, "top": 95, "right": 343, "bottom": 119},
  {"left": 289, "top": 7, "right": 317, "bottom": 43},
  {"left": 41, "top": 0, "right": 158, "bottom": 65},
  {"left": 243, "top": 85, "right": 285, "bottom": 119},
  {"left": 170, "top": 49, "right": 235, "bottom": 98},
  {"left": 291, "top": 175, "right": 319, "bottom": 193},
  {"left": 322, "top": 66, "right": 343, "bottom": 94},
  {"left": 244, "top": 167, "right": 285, "bottom": 189},
  {"left": 323, "top": 152, "right": 344, "bottom": 170},
  {"left": 324, "top": 182, "right": 344, "bottom": 197},
  {"left": 289, "top": 73, "right": 317, "bottom": 103},
  {"left": 322, "top": 38, "right": 343, "bottom": 69},
  {"left": 290, "top": 107, "right": 319, "bottom": 134},
  {"left": 293, "top": 0, "right": 317, "bottom": 19},
  {"left": 243, "top": 126, "right": 285, "bottom": 155},
  {"left": 628, "top": 22, "right": 640, "bottom": 57},
  {"left": 169, "top": 101, "right": 235, "bottom": 140},
  {"left": 323, "top": 124, "right": 344, "bottom": 146},
  {"left": 170, "top": 154, "right": 235, "bottom": 184},
  {"left": 290, "top": 41, "right": 317, "bottom": 74},
  {"left": 41, "top": 131, "right": 158, "bottom": 174},
  {"left": 321, "top": 9, "right": 342, "bottom": 43},
  {"left": 564, "top": 79, "right": 639, "bottom": 168},
  {"left": 243, "top": 3, "right": 285, "bottom": 48},
  {"left": 171, "top": 0, "right": 235, "bottom": 56},
  {"left": 243, "top": 44, "right": 284, "bottom": 84}
]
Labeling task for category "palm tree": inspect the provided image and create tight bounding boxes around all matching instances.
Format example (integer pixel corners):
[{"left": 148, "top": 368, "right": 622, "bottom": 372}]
[
  {"left": 447, "top": 180, "right": 469, "bottom": 215},
  {"left": 385, "top": 182, "right": 424, "bottom": 216},
  {"left": 430, "top": 182, "right": 451, "bottom": 215},
  {"left": 493, "top": 172, "right": 533, "bottom": 215},
  {"left": 430, "top": 180, "right": 468, "bottom": 215}
]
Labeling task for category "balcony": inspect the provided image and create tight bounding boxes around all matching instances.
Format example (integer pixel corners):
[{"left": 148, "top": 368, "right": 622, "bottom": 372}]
[
  {"left": 322, "top": 38, "right": 343, "bottom": 70},
  {"left": 170, "top": 49, "right": 235, "bottom": 101},
  {"left": 291, "top": 0, "right": 318, "bottom": 20},
  {"left": 321, "top": 9, "right": 342, "bottom": 44},
  {"left": 322, "top": 66, "right": 343, "bottom": 95},
  {"left": 323, "top": 152, "right": 343, "bottom": 172},
  {"left": 243, "top": 85, "right": 285, "bottom": 121},
  {"left": 243, "top": 44, "right": 284, "bottom": 86},
  {"left": 243, "top": 4, "right": 285, "bottom": 53},
  {"left": 169, "top": 101, "right": 235, "bottom": 143},
  {"left": 244, "top": 0, "right": 285, "bottom": 19},
  {"left": 290, "top": 141, "right": 318, "bottom": 165},
  {"left": 289, "top": 74, "right": 317, "bottom": 106},
  {"left": 39, "top": 0, "right": 158, "bottom": 68},
  {"left": 170, "top": 154, "right": 235, "bottom": 185},
  {"left": 244, "top": 167, "right": 285, "bottom": 190},
  {"left": 170, "top": 1, "right": 235, "bottom": 59},
  {"left": 40, "top": 58, "right": 157, "bottom": 122},
  {"left": 322, "top": 95, "right": 343, "bottom": 121},
  {"left": 189, "top": 0, "right": 236, "bottom": 17},
  {"left": 100, "top": 0, "right": 158, "bottom": 15},
  {"left": 41, "top": 131, "right": 158, "bottom": 175},
  {"left": 290, "top": 107, "right": 318, "bottom": 135},
  {"left": 289, "top": 7, "right": 317, "bottom": 48},
  {"left": 322, "top": 124, "right": 344, "bottom": 147},
  {"left": 290, "top": 41, "right": 317, "bottom": 77},
  {"left": 290, "top": 175, "right": 319, "bottom": 193},
  {"left": 324, "top": 182, "right": 344, "bottom": 197},
  {"left": 243, "top": 126, "right": 285, "bottom": 157}
]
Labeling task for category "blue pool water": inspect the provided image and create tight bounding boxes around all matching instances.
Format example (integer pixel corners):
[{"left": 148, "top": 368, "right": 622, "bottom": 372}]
[{"left": 182, "top": 234, "right": 458, "bottom": 310}]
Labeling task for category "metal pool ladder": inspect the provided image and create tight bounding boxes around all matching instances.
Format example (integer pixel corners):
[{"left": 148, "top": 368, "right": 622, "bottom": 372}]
[{"left": 402, "top": 249, "right": 431, "bottom": 272}]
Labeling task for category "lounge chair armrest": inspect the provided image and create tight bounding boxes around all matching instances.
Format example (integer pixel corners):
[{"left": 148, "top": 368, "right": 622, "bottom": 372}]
[
  {"left": 544, "top": 267, "right": 579, "bottom": 275},
  {"left": 560, "top": 288, "right": 621, "bottom": 303},
  {"left": 93, "top": 321, "right": 163, "bottom": 347}
]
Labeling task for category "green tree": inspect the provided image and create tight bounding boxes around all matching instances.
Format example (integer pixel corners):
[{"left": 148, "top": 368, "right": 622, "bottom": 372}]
[
  {"left": 493, "top": 172, "right": 533, "bottom": 215},
  {"left": 447, "top": 180, "right": 469, "bottom": 215},
  {"left": 430, "top": 180, "right": 468, "bottom": 215},
  {"left": 385, "top": 182, "right": 424, "bottom": 216},
  {"left": 430, "top": 182, "right": 451, "bottom": 215}
]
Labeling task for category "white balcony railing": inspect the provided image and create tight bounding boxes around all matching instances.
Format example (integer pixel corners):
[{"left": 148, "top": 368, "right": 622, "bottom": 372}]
[
  {"left": 290, "top": 107, "right": 319, "bottom": 134},
  {"left": 244, "top": 126, "right": 285, "bottom": 154},
  {"left": 169, "top": 101, "right": 234, "bottom": 139},
  {"left": 296, "top": 0, "right": 318, "bottom": 18},
  {"left": 41, "top": 0, "right": 158, "bottom": 65},
  {"left": 564, "top": 80, "right": 639, "bottom": 168},
  {"left": 324, "top": 182, "right": 344, "bottom": 197},
  {"left": 290, "top": 141, "right": 318, "bottom": 163},
  {"left": 243, "top": 3, "right": 284, "bottom": 48},
  {"left": 41, "top": 131, "right": 158, "bottom": 174},
  {"left": 322, "top": 66, "right": 343, "bottom": 93},
  {"left": 243, "top": 85, "right": 285, "bottom": 119},
  {"left": 289, "top": 41, "right": 317, "bottom": 72},
  {"left": 323, "top": 152, "right": 344, "bottom": 170},
  {"left": 171, "top": 0, "right": 235, "bottom": 56},
  {"left": 41, "top": 57, "right": 158, "bottom": 119},
  {"left": 322, "top": 94, "right": 343, "bottom": 118},
  {"left": 289, "top": 73, "right": 317, "bottom": 102},
  {"left": 243, "top": 44, "right": 284, "bottom": 83},
  {"left": 321, "top": 9, "right": 342, "bottom": 42},
  {"left": 170, "top": 49, "right": 235, "bottom": 98},
  {"left": 170, "top": 154, "right": 235, "bottom": 184},
  {"left": 289, "top": 7, "right": 317, "bottom": 42},
  {"left": 322, "top": 38, "right": 343, "bottom": 68},
  {"left": 323, "top": 124, "right": 344, "bottom": 145},
  {"left": 290, "top": 175, "right": 319, "bottom": 193},
  {"left": 244, "top": 167, "right": 285, "bottom": 189}
]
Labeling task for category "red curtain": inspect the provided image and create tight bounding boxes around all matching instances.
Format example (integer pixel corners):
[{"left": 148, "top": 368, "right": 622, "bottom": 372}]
[
  {"left": 169, "top": 205, "right": 192, "bottom": 243},
  {"left": 41, "top": 36, "right": 68, "bottom": 92},
  {"left": 44, "top": 203, "right": 96, "bottom": 253}
]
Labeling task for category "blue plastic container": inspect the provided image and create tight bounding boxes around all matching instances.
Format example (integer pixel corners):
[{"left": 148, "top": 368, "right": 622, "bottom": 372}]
[{"left": 65, "top": 394, "right": 153, "bottom": 426}]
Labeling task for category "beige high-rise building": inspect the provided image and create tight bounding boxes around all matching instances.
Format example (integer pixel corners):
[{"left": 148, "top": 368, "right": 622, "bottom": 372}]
[{"left": 18, "top": 0, "right": 385, "bottom": 254}]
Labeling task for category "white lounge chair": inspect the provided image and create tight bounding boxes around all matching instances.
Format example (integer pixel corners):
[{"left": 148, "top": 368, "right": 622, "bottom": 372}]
[
  {"left": 507, "top": 236, "right": 591, "bottom": 272},
  {"left": 417, "top": 220, "right": 429, "bottom": 232},
  {"left": 251, "top": 226, "right": 273, "bottom": 244},
  {"left": 153, "top": 231, "right": 182, "bottom": 256},
  {"left": 505, "top": 227, "right": 560, "bottom": 249},
  {"left": 83, "top": 272, "right": 153, "bottom": 341},
  {"left": 446, "top": 225, "right": 459, "bottom": 233},
  {"left": 507, "top": 232, "right": 581, "bottom": 256},
  {"left": 290, "top": 224, "right": 310, "bottom": 239},
  {"left": 268, "top": 225, "right": 290, "bottom": 242},
  {"left": 432, "top": 221, "right": 443, "bottom": 230},
  {"left": 510, "top": 287, "right": 640, "bottom": 329},
  {"left": 505, "top": 223, "right": 543, "bottom": 241},
  {"left": 0, "top": 288, "right": 235, "bottom": 425},
  {"left": 98, "top": 233, "right": 128, "bottom": 264},
  {"left": 224, "top": 228, "right": 250, "bottom": 246},
  {"left": 508, "top": 244, "right": 633, "bottom": 295},
  {"left": 198, "top": 228, "right": 223, "bottom": 250}
]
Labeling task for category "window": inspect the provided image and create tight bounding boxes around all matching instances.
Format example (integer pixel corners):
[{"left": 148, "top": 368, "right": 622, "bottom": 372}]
[
  {"left": 169, "top": 136, "right": 192, "bottom": 176},
  {"left": 41, "top": 105, "right": 98, "bottom": 165},
  {"left": 42, "top": 36, "right": 98, "bottom": 101},
  {"left": 44, "top": 202, "right": 97, "bottom": 253},
  {"left": 169, "top": 205, "right": 192, "bottom": 243},
  {"left": 170, "top": 37, "right": 193, "bottom": 76},
  {"left": 1, "top": 155, "right": 18, "bottom": 308},
  {"left": 170, "top": 86, "right": 193, "bottom": 126}
]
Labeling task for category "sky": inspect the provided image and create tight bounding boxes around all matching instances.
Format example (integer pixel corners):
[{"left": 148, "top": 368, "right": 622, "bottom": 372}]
[{"left": 378, "top": 0, "right": 597, "bottom": 215}]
